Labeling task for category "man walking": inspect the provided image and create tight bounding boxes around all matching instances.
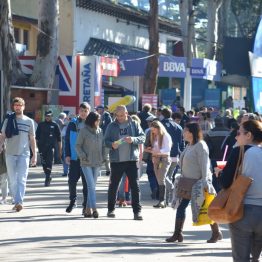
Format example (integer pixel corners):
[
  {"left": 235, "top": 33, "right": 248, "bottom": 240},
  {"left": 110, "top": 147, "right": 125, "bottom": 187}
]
[
  {"left": 104, "top": 105, "right": 145, "bottom": 220},
  {"left": 65, "top": 102, "right": 90, "bottom": 214},
  {"left": 0, "top": 97, "right": 37, "bottom": 212},
  {"left": 36, "top": 110, "right": 62, "bottom": 187}
]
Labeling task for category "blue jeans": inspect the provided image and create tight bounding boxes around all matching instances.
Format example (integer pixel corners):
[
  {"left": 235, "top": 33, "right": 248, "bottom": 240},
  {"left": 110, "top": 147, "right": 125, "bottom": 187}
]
[
  {"left": 5, "top": 154, "right": 29, "bottom": 204},
  {"left": 81, "top": 166, "right": 100, "bottom": 209},
  {"left": 229, "top": 204, "right": 262, "bottom": 262}
]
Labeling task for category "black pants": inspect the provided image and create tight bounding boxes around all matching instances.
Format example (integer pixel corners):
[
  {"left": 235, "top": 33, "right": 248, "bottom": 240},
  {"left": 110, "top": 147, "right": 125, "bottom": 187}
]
[
  {"left": 68, "top": 159, "right": 87, "bottom": 207},
  {"left": 108, "top": 161, "right": 141, "bottom": 214},
  {"left": 39, "top": 146, "right": 53, "bottom": 176}
]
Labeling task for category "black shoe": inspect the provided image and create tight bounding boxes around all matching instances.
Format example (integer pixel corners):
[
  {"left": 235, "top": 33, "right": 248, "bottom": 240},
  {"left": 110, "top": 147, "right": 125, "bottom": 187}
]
[
  {"left": 107, "top": 210, "right": 115, "bottom": 218},
  {"left": 93, "top": 210, "right": 99, "bottom": 219},
  {"left": 62, "top": 173, "right": 67, "bottom": 177},
  {"left": 134, "top": 212, "right": 143, "bottom": 220},
  {"left": 44, "top": 177, "right": 52, "bottom": 187},
  {"left": 66, "top": 202, "right": 77, "bottom": 213},
  {"left": 105, "top": 171, "right": 110, "bottom": 176}
]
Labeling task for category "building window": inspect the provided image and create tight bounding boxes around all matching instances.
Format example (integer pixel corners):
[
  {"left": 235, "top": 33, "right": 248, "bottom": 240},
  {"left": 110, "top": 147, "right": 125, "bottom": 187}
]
[
  {"left": 23, "top": 29, "right": 29, "bottom": 49},
  {"left": 14, "top": 27, "right": 20, "bottom": 43}
]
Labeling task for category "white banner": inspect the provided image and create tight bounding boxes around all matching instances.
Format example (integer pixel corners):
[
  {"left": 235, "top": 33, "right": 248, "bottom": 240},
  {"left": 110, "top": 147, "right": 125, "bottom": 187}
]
[
  {"left": 249, "top": 51, "right": 262, "bottom": 78},
  {"left": 78, "top": 56, "right": 95, "bottom": 109}
]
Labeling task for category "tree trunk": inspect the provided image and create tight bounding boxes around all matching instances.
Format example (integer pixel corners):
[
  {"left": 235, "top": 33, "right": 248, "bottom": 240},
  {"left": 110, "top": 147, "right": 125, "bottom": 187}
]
[
  {"left": 30, "top": 0, "right": 59, "bottom": 89},
  {"left": 0, "top": 0, "right": 24, "bottom": 114},
  {"left": 179, "top": 0, "right": 189, "bottom": 56},
  {"left": 206, "top": 0, "right": 223, "bottom": 60},
  {"left": 143, "top": 0, "right": 159, "bottom": 94},
  {"left": 217, "top": 0, "right": 231, "bottom": 61}
]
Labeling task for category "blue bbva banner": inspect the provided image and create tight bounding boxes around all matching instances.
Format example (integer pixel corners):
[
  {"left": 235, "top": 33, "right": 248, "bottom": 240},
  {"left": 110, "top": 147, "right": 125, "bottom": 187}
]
[
  {"left": 119, "top": 54, "right": 187, "bottom": 78},
  {"left": 119, "top": 54, "right": 221, "bottom": 80},
  {"left": 191, "top": 58, "right": 222, "bottom": 81}
]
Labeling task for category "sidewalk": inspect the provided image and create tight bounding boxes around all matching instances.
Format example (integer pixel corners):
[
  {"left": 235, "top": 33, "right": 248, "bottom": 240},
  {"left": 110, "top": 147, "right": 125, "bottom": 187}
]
[{"left": 0, "top": 165, "right": 232, "bottom": 262}]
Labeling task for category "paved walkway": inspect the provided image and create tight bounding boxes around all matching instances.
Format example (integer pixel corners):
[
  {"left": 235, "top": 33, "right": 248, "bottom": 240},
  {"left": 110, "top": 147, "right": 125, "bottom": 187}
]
[{"left": 0, "top": 165, "right": 232, "bottom": 262}]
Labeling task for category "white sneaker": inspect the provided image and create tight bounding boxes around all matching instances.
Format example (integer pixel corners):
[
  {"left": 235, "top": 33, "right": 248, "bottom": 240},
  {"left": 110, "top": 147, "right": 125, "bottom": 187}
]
[{"left": 0, "top": 199, "right": 7, "bottom": 204}]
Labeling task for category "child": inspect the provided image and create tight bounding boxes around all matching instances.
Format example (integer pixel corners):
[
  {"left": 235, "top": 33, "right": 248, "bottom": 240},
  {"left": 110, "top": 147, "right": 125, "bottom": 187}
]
[{"left": 0, "top": 151, "right": 8, "bottom": 204}]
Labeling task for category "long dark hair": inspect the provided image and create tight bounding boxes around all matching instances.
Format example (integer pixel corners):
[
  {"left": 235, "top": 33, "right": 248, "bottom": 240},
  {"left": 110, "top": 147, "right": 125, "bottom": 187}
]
[
  {"left": 185, "top": 122, "right": 203, "bottom": 145},
  {"left": 85, "top": 112, "right": 100, "bottom": 128}
]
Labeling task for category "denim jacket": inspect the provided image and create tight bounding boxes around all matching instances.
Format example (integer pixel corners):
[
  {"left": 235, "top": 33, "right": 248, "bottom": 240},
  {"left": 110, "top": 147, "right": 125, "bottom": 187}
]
[{"left": 104, "top": 116, "right": 145, "bottom": 162}]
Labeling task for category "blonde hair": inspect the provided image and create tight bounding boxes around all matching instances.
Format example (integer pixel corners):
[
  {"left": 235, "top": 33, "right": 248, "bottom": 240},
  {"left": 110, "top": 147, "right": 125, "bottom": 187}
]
[
  {"left": 115, "top": 105, "right": 127, "bottom": 113},
  {"left": 150, "top": 120, "right": 167, "bottom": 149},
  {"left": 12, "top": 97, "right": 25, "bottom": 106}
]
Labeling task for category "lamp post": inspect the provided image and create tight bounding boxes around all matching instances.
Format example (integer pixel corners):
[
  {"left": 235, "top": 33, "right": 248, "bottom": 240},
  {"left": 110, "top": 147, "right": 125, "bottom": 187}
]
[{"left": 183, "top": 0, "right": 194, "bottom": 111}]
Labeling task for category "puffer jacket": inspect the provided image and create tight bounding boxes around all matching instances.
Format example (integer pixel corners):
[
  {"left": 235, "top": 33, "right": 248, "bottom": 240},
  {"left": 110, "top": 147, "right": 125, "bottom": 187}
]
[{"left": 75, "top": 125, "right": 104, "bottom": 167}]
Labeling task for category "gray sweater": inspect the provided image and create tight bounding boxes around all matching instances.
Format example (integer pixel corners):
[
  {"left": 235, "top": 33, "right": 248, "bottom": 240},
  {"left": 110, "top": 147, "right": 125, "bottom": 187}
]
[
  {"left": 180, "top": 140, "right": 212, "bottom": 182},
  {"left": 75, "top": 125, "right": 104, "bottom": 167},
  {"left": 242, "top": 146, "right": 262, "bottom": 206}
]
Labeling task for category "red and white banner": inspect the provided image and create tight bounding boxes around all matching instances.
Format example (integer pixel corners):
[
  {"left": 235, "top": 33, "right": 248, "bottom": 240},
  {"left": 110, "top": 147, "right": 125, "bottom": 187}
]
[
  {"left": 142, "top": 94, "right": 158, "bottom": 109},
  {"left": 100, "top": 56, "right": 118, "bottom": 77}
]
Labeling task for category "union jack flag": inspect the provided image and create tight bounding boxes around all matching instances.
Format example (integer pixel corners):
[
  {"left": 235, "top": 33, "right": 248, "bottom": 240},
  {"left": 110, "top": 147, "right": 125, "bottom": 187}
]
[{"left": 58, "top": 55, "right": 76, "bottom": 96}]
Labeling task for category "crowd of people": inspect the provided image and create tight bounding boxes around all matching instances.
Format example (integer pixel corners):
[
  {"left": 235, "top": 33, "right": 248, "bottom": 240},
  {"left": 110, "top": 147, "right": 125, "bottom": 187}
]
[{"left": 0, "top": 97, "right": 262, "bottom": 261}]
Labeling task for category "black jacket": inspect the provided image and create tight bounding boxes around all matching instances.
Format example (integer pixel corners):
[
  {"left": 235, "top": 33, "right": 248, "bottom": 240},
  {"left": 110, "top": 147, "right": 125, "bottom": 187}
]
[
  {"left": 219, "top": 145, "right": 252, "bottom": 189},
  {"left": 36, "top": 121, "right": 61, "bottom": 149}
]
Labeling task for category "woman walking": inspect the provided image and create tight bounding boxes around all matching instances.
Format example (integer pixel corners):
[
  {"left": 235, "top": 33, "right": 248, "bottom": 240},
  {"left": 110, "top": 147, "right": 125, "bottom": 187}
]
[
  {"left": 166, "top": 123, "right": 222, "bottom": 243},
  {"left": 75, "top": 112, "right": 104, "bottom": 218},
  {"left": 215, "top": 120, "right": 262, "bottom": 261},
  {"left": 144, "top": 120, "right": 172, "bottom": 208}
]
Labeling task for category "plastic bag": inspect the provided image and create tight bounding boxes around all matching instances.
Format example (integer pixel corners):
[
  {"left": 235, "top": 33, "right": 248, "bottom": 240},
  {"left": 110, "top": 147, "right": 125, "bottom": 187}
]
[{"left": 193, "top": 191, "right": 215, "bottom": 226}]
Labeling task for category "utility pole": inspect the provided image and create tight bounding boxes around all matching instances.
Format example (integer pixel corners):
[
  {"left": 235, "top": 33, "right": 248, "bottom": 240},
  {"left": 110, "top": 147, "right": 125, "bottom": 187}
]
[{"left": 183, "top": 0, "right": 194, "bottom": 111}]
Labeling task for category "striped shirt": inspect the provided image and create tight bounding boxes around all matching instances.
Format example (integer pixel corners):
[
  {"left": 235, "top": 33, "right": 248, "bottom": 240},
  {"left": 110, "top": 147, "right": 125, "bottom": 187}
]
[{"left": 1, "top": 115, "right": 35, "bottom": 156}]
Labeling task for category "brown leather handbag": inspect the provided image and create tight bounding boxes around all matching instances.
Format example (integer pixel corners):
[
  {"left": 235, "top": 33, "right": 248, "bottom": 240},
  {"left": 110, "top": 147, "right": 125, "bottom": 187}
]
[
  {"left": 176, "top": 177, "right": 198, "bottom": 200},
  {"left": 208, "top": 146, "right": 253, "bottom": 224}
]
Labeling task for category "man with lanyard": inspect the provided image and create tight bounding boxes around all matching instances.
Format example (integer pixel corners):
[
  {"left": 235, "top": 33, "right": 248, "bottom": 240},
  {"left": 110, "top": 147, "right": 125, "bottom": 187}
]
[
  {"left": 65, "top": 102, "right": 90, "bottom": 214},
  {"left": 36, "top": 110, "right": 62, "bottom": 187},
  {"left": 0, "top": 97, "right": 37, "bottom": 212}
]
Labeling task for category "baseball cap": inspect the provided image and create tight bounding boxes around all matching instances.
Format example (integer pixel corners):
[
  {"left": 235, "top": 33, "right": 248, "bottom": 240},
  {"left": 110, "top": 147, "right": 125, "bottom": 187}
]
[
  {"left": 146, "top": 115, "right": 157, "bottom": 122},
  {"left": 45, "top": 110, "right": 53, "bottom": 116}
]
